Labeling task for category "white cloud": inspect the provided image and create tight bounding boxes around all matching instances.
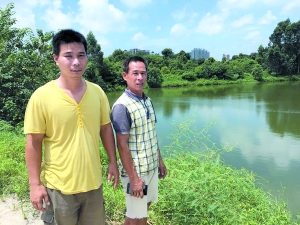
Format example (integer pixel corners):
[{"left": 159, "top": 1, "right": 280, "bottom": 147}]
[
  {"left": 94, "top": 34, "right": 111, "bottom": 50},
  {"left": 25, "top": 0, "right": 49, "bottom": 7},
  {"left": 52, "top": 0, "right": 62, "bottom": 8},
  {"left": 2, "top": 0, "right": 49, "bottom": 9},
  {"left": 1, "top": 0, "right": 71, "bottom": 30},
  {"left": 263, "top": 0, "right": 289, "bottom": 6},
  {"left": 231, "top": 14, "right": 253, "bottom": 28},
  {"left": 132, "top": 32, "right": 147, "bottom": 42},
  {"left": 156, "top": 26, "right": 162, "bottom": 31},
  {"left": 172, "top": 6, "right": 187, "bottom": 20},
  {"left": 41, "top": 0, "right": 73, "bottom": 30},
  {"left": 244, "top": 31, "right": 260, "bottom": 40},
  {"left": 170, "top": 23, "right": 187, "bottom": 36},
  {"left": 281, "top": 0, "right": 300, "bottom": 14},
  {"left": 76, "top": 0, "right": 127, "bottom": 33},
  {"left": 258, "top": 10, "right": 277, "bottom": 25},
  {"left": 15, "top": 9, "right": 36, "bottom": 29},
  {"left": 1, "top": 0, "right": 40, "bottom": 29},
  {"left": 43, "top": 11, "right": 73, "bottom": 30},
  {"left": 172, "top": 5, "right": 199, "bottom": 23},
  {"left": 120, "top": 0, "right": 151, "bottom": 8},
  {"left": 217, "top": 0, "right": 257, "bottom": 12},
  {"left": 195, "top": 13, "right": 224, "bottom": 35},
  {"left": 202, "top": 104, "right": 300, "bottom": 170}
]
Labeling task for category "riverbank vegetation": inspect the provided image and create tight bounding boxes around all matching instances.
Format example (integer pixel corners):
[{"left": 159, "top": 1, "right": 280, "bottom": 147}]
[
  {"left": 0, "top": 119, "right": 298, "bottom": 224},
  {"left": 1, "top": 3, "right": 300, "bottom": 126}
]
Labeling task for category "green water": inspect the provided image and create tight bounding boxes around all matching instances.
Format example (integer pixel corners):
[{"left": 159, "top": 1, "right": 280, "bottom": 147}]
[{"left": 107, "top": 82, "right": 300, "bottom": 216}]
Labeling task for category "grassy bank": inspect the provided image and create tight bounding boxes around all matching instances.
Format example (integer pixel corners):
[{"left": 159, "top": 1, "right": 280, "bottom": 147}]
[
  {"left": 160, "top": 72, "right": 295, "bottom": 88},
  {"left": 0, "top": 119, "right": 298, "bottom": 224}
]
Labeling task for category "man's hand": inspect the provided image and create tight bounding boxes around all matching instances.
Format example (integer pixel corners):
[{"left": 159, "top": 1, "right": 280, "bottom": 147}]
[
  {"left": 129, "top": 177, "right": 145, "bottom": 198},
  {"left": 107, "top": 163, "right": 119, "bottom": 188},
  {"left": 158, "top": 159, "right": 167, "bottom": 179},
  {"left": 29, "top": 184, "right": 50, "bottom": 212}
]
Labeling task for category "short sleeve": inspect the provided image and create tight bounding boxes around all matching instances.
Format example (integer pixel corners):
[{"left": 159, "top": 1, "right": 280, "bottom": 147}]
[
  {"left": 110, "top": 104, "right": 131, "bottom": 134},
  {"left": 24, "top": 91, "right": 46, "bottom": 134}
]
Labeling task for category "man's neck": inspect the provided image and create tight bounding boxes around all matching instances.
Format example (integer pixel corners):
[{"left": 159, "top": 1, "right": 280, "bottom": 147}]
[{"left": 55, "top": 76, "right": 85, "bottom": 91}]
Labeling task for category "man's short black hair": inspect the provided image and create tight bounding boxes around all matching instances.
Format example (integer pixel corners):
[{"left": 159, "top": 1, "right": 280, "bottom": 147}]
[
  {"left": 122, "top": 56, "right": 148, "bottom": 73},
  {"left": 52, "top": 29, "right": 87, "bottom": 56}
]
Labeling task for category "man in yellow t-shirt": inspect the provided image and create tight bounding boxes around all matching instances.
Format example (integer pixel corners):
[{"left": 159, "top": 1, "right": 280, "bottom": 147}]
[{"left": 24, "top": 29, "right": 119, "bottom": 225}]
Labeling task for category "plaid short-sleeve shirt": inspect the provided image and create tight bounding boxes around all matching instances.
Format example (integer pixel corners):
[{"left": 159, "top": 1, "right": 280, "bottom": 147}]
[{"left": 111, "top": 90, "right": 159, "bottom": 177}]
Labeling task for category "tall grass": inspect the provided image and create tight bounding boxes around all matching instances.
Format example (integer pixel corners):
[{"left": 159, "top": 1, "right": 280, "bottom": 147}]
[
  {"left": 0, "top": 119, "right": 298, "bottom": 224},
  {"left": 147, "top": 118, "right": 295, "bottom": 224},
  {"left": 0, "top": 121, "right": 28, "bottom": 200}
]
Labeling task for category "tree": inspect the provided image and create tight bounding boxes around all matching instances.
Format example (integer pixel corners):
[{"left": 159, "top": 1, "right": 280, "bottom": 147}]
[
  {"left": 175, "top": 50, "right": 190, "bottom": 63},
  {"left": 184, "top": 60, "right": 197, "bottom": 70},
  {"left": 182, "top": 71, "right": 197, "bottom": 81},
  {"left": 199, "top": 59, "right": 214, "bottom": 79},
  {"left": 161, "top": 48, "right": 174, "bottom": 59},
  {"left": 265, "top": 19, "right": 300, "bottom": 75},
  {"left": 0, "top": 3, "right": 56, "bottom": 124},
  {"left": 252, "top": 64, "right": 263, "bottom": 81},
  {"left": 160, "top": 66, "right": 170, "bottom": 75},
  {"left": 102, "top": 58, "right": 124, "bottom": 90},
  {"left": 210, "top": 61, "right": 227, "bottom": 79},
  {"left": 194, "top": 66, "right": 202, "bottom": 77},
  {"left": 168, "top": 59, "right": 183, "bottom": 72},
  {"left": 108, "top": 49, "right": 131, "bottom": 63},
  {"left": 257, "top": 45, "right": 268, "bottom": 68},
  {"left": 197, "top": 58, "right": 205, "bottom": 65},
  {"left": 224, "top": 60, "right": 243, "bottom": 80},
  {"left": 145, "top": 54, "right": 164, "bottom": 69},
  {"left": 147, "top": 67, "right": 162, "bottom": 88},
  {"left": 85, "top": 31, "right": 107, "bottom": 88},
  {"left": 102, "top": 49, "right": 131, "bottom": 90}
]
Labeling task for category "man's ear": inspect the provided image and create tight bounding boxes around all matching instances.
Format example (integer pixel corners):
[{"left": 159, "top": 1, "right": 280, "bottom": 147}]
[
  {"left": 53, "top": 54, "right": 59, "bottom": 65},
  {"left": 122, "top": 72, "right": 127, "bottom": 80}
]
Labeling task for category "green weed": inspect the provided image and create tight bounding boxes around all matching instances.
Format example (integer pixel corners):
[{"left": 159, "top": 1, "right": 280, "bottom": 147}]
[{"left": 0, "top": 119, "right": 298, "bottom": 224}]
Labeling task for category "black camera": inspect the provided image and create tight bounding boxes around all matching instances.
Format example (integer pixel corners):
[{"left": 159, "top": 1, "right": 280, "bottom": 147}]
[{"left": 126, "top": 183, "right": 148, "bottom": 195}]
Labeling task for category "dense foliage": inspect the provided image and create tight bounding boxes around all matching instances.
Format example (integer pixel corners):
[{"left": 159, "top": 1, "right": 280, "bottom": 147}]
[
  {"left": 0, "top": 119, "right": 298, "bottom": 224},
  {"left": 1, "top": 3, "right": 300, "bottom": 126}
]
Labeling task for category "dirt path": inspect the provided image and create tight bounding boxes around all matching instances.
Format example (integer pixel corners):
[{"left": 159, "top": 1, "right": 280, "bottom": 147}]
[{"left": 0, "top": 195, "right": 42, "bottom": 225}]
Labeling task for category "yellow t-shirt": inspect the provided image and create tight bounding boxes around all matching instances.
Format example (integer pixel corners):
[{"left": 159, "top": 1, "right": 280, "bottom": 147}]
[{"left": 24, "top": 80, "right": 111, "bottom": 194}]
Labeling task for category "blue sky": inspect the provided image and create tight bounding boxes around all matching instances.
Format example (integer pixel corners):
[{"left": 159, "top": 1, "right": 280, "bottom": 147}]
[{"left": 1, "top": 0, "right": 299, "bottom": 60}]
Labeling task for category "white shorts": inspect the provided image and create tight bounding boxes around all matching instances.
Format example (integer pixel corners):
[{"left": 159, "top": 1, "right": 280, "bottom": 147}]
[{"left": 120, "top": 169, "right": 158, "bottom": 219}]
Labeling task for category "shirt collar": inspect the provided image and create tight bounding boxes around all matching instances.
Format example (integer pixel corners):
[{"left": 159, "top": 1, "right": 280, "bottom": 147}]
[{"left": 125, "top": 89, "right": 148, "bottom": 101}]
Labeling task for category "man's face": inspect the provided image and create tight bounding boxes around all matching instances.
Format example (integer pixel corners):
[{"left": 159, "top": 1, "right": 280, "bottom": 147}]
[
  {"left": 53, "top": 42, "right": 88, "bottom": 80},
  {"left": 122, "top": 61, "right": 147, "bottom": 96}
]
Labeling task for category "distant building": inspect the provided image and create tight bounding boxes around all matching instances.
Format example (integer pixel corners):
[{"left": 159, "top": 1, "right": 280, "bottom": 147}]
[
  {"left": 222, "top": 54, "right": 230, "bottom": 60},
  {"left": 190, "top": 48, "right": 209, "bottom": 60},
  {"left": 124, "top": 48, "right": 150, "bottom": 55}
]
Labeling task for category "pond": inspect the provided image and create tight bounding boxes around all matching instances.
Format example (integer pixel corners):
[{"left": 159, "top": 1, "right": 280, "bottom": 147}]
[{"left": 107, "top": 82, "right": 300, "bottom": 216}]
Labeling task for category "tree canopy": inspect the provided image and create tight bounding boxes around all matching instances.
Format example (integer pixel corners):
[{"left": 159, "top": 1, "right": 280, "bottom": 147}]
[{"left": 0, "top": 3, "right": 299, "bottom": 125}]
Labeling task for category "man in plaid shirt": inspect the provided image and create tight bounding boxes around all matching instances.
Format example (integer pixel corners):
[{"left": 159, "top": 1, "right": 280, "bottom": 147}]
[{"left": 111, "top": 56, "right": 167, "bottom": 225}]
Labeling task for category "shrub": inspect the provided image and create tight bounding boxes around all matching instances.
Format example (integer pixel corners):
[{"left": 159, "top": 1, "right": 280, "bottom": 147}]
[{"left": 182, "top": 71, "right": 198, "bottom": 81}]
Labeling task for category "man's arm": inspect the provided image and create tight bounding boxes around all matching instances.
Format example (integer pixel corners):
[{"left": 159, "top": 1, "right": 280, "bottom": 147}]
[
  {"left": 25, "top": 133, "right": 49, "bottom": 212},
  {"left": 116, "top": 134, "right": 145, "bottom": 198},
  {"left": 158, "top": 149, "right": 167, "bottom": 179},
  {"left": 100, "top": 123, "right": 119, "bottom": 188}
]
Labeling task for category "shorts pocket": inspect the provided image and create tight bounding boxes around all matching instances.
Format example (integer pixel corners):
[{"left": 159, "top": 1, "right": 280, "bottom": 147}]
[{"left": 41, "top": 211, "right": 54, "bottom": 224}]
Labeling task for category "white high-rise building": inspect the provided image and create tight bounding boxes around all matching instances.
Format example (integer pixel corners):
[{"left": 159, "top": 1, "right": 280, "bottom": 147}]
[
  {"left": 222, "top": 54, "right": 230, "bottom": 60},
  {"left": 190, "top": 48, "right": 209, "bottom": 60},
  {"left": 124, "top": 48, "right": 150, "bottom": 55}
]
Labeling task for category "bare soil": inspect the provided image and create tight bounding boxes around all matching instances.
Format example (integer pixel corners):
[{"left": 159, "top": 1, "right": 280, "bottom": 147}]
[{"left": 0, "top": 195, "right": 42, "bottom": 225}]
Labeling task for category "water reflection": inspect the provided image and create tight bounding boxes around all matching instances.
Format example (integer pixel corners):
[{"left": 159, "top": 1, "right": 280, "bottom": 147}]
[
  {"left": 146, "top": 83, "right": 300, "bottom": 140},
  {"left": 107, "top": 82, "right": 300, "bottom": 216}
]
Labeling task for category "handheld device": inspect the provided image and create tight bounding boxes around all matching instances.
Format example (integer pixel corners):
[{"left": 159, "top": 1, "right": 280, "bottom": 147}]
[{"left": 127, "top": 183, "right": 148, "bottom": 195}]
